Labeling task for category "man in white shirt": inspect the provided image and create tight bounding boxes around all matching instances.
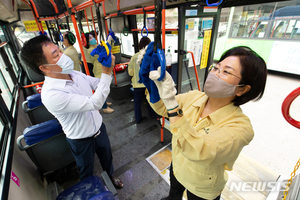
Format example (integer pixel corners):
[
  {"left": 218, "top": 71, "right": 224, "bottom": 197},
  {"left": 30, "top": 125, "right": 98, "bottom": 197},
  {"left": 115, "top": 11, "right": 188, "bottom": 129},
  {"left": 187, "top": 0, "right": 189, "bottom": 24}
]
[{"left": 20, "top": 35, "right": 123, "bottom": 188}]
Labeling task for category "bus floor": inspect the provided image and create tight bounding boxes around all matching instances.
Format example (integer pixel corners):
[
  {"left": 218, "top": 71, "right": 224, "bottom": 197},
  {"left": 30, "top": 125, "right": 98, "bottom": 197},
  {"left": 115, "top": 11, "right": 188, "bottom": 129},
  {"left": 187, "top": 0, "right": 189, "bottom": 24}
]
[{"left": 47, "top": 94, "right": 173, "bottom": 200}]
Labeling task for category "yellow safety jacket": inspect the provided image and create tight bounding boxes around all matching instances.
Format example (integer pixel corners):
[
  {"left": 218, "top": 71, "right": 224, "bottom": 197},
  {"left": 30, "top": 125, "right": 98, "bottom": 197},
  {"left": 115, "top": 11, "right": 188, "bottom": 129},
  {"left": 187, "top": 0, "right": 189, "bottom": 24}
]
[
  {"left": 128, "top": 52, "right": 146, "bottom": 88},
  {"left": 147, "top": 90, "right": 254, "bottom": 199}
]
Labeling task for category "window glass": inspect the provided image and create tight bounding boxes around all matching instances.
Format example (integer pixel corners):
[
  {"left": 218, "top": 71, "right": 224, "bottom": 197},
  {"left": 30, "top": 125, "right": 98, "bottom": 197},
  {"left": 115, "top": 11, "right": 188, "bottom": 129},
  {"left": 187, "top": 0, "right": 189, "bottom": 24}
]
[
  {"left": 218, "top": 8, "right": 230, "bottom": 37},
  {"left": 0, "top": 120, "right": 4, "bottom": 137},
  {"left": 0, "top": 55, "right": 13, "bottom": 108},
  {"left": 232, "top": 3, "right": 276, "bottom": 22},
  {"left": 136, "top": 8, "right": 178, "bottom": 29},
  {"left": 269, "top": 20, "right": 298, "bottom": 38},
  {"left": 15, "top": 22, "right": 37, "bottom": 46},
  {"left": 291, "top": 20, "right": 300, "bottom": 38},
  {"left": 0, "top": 27, "right": 6, "bottom": 42},
  {"left": 231, "top": 22, "right": 253, "bottom": 37},
  {"left": 5, "top": 46, "right": 19, "bottom": 75},
  {"left": 119, "top": 33, "right": 135, "bottom": 56}
]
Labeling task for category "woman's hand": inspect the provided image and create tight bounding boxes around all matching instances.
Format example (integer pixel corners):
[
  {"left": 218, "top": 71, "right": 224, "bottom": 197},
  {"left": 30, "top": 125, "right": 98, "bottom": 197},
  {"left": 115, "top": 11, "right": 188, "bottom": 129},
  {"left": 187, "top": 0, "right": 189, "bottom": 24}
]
[{"left": 149, "top": 67, "right": 178, "bottom": 110}]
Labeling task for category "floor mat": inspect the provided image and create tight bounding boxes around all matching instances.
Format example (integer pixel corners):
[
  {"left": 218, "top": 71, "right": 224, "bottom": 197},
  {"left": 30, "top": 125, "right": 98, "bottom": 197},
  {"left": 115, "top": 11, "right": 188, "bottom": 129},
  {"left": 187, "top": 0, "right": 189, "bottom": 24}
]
[{"left": 146, "top": 143, "right": 172, "bottom": 185}]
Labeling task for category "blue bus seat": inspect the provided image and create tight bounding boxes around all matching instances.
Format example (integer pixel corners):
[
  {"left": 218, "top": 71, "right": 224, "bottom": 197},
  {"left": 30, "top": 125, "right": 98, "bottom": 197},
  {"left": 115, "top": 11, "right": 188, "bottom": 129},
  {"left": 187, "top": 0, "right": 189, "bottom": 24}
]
[
  {"left": 16, "top": 119, "right": 75, "bottom": 174},
  {"left": 22, "top": 93, "right": 55, "bottom": 125},
  {"left": 56, "top": 175, "right": 114, "bottom": 200}
]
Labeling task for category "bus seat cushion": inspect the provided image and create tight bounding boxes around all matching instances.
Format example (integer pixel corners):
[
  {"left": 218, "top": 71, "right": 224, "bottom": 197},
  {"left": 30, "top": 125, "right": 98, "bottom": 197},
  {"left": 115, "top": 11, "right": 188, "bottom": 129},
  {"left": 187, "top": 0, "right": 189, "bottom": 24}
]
[
  {"left": 56, "top": 175, "right": 108, "bottom": 200},
  {"left": 26, "top": 93, "right": 43, "bottom": 109},
  {"left": 23, "top": 119, "right": 63, "bottom": 145}
]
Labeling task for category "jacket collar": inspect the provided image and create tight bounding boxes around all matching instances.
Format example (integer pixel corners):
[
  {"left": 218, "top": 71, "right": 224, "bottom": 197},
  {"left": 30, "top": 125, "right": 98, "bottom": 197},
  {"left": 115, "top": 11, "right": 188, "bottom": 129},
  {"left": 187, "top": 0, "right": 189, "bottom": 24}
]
[{"left": 192, "top": 94, "right": 238, "bottom": 124}]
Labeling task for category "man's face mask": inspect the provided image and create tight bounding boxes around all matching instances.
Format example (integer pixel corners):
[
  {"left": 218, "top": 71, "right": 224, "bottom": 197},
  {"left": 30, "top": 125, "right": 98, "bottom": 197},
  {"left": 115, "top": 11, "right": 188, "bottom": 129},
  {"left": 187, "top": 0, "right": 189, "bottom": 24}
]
[
  {"left": 46, "top": 53, "right": 74, "bottom": 74},
  {"left": 204, "top": 73, "right": 244, "bottom": 98}
]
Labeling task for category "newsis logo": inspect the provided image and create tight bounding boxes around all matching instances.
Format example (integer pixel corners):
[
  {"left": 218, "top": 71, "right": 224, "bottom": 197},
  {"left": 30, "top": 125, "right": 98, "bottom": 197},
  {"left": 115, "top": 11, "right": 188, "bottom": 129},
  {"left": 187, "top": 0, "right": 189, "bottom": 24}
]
[{"left": 229, "top": 181, "right": 288, "bottom": 192}]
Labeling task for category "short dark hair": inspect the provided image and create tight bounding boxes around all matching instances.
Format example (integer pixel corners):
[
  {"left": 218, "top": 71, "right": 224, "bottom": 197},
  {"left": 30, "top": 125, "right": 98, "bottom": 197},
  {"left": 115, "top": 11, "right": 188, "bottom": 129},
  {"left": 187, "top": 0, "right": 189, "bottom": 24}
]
[
  {"left": 139, "top": 37, "right": 151, "bottom": 50},
  {"left": 20, "top": 35, "right": 52, "bottom": 75},
  {"left": 64, "top": 31, "right": 76, "bottom": 45},
  {"left": 218, "top": 46, "right": 267, "bottom": 106}
]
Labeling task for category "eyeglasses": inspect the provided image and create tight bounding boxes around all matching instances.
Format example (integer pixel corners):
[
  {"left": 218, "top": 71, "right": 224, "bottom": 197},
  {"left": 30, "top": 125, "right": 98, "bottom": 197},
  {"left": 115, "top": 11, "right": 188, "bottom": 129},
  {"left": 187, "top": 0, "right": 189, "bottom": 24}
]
[{"left": 209, "top": 65, "right": 242, "bottom": 79}]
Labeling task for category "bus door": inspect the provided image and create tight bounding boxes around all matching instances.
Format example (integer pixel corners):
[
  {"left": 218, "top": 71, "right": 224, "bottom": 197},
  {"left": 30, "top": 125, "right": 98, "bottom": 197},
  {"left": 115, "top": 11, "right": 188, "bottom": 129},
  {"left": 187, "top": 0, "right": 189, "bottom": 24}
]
[{"left": 177, "top": 4, "right": 221, "bottom": 93}]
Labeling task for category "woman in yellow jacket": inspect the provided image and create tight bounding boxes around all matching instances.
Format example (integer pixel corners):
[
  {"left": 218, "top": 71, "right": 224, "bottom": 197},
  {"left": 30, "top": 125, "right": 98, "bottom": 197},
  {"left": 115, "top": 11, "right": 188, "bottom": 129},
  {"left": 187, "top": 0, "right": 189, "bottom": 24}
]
[
  {"left": 147, "top": 46, "right": 267, "bottom": 200},
  {"left": 62, "top": 31, "right": 80, "bottom": 71},
  {"left": 128, "top": 37, "right": 156, "bottom": 123}
]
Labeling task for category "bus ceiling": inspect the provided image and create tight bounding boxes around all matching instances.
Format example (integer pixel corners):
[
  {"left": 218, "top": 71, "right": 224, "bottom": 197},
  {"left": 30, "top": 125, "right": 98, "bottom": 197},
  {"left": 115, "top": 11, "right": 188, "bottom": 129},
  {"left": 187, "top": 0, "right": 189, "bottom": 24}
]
[{"left": 0, "top": 0, "right": 295, "bottom": 23}]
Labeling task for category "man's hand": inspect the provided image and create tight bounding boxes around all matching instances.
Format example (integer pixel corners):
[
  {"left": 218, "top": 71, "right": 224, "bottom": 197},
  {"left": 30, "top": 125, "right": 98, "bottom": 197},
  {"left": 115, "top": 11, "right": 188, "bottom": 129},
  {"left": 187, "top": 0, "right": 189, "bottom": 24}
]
[{"left": 102, "top": 54, "right": 115, "bottom": 75}]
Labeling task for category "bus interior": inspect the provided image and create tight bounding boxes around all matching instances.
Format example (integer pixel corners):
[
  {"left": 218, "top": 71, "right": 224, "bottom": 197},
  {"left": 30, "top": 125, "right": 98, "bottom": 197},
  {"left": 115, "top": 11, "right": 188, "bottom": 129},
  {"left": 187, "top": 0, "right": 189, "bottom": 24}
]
[{"left": 0, "top": 0, "right": 300, "bottom": 200}]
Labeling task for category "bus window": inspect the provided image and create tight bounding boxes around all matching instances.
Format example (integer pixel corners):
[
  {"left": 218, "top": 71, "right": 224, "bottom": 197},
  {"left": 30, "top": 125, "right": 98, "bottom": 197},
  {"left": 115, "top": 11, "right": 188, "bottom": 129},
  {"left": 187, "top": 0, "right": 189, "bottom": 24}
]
[
  {"left": 14, "top": 22, "right": 37, "bottom": 46},
  {"left": 119, "top": 33, "right": 135, "bottom": 56},
  {"left": 217, "top": 8, "right": 230, "bottom": 37},
  {"left": 250, "top": 21, "right": 268, "bottom": 38},
  {"left": 231, "top": 22, "right": 253, "bottom": 37},
  {"left": 0, "top": 55, "right": 13, "bottom": 108},
  {"left": 269, "top": 20, "right": 298, "bottom": 38},
  {"left": 291, "top": 20, "right": 300, "bottom": 38}
]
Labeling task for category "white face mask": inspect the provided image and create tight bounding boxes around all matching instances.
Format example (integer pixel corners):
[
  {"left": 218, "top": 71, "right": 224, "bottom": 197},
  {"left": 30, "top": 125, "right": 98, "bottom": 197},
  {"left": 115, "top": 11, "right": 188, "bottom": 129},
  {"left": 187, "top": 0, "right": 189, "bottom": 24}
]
[
  {"left": 204, "top": 73, "right": 244, "bottom": 98},
  {"left": 46, "top": 53, "right": 74, "bottom": 74}
]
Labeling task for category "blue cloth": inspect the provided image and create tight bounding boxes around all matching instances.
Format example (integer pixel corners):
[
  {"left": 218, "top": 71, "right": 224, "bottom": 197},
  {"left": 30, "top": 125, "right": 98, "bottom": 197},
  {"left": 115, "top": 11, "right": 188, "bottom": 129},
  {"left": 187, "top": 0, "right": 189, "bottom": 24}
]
[
  {"left": 90, "top": 43, "right": 112, "bottom": 67},
  {"left": 139, "top": 42, "right": 166, "bottom": 103},
  {"left": 106, "top": 28, "right": 117, "bottom": 41}
]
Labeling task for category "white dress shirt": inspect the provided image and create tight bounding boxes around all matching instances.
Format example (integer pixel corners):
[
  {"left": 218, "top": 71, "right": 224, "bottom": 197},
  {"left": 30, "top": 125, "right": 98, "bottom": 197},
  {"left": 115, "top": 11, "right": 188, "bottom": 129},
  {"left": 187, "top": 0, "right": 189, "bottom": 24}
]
[{"left": 41, "top": 70, "right": 112, "bottom": 139}]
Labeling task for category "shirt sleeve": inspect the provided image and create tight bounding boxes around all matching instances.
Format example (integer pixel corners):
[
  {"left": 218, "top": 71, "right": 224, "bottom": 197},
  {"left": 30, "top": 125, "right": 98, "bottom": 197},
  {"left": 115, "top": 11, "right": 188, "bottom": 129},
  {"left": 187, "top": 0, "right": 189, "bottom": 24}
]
[{"left": 42, "top": 73, "right": 112, "bottom": 114}]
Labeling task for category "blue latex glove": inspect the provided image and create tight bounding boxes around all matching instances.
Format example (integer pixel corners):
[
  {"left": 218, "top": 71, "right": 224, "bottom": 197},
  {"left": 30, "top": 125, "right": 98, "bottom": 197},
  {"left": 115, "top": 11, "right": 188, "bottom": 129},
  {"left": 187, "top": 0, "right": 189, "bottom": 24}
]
[{"left": 90, "top": 42, "right": 112, "bottom": 67}]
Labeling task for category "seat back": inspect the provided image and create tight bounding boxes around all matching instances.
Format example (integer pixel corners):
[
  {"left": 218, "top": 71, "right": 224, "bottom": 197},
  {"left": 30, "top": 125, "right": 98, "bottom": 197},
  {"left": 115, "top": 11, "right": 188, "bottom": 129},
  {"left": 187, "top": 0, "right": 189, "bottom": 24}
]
[
  {"left": 17, "top": 119, "right": 75, "bottom": 173},
  {"left": 22, "top": 93, "right": 55, "bottom": 125},
  {"left": 18, "top": 52, "right": 44, "bottom": 83}
]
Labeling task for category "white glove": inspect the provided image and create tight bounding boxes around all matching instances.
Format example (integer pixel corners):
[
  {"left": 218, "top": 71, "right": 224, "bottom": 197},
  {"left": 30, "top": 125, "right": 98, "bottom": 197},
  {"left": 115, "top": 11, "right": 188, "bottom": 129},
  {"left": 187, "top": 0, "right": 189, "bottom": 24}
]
[
  {"left": 149, "top": 67, "right": 178, "bottom": 110},
  {"left": 107, "top": 35, "right": 114, "bottom": 45}
]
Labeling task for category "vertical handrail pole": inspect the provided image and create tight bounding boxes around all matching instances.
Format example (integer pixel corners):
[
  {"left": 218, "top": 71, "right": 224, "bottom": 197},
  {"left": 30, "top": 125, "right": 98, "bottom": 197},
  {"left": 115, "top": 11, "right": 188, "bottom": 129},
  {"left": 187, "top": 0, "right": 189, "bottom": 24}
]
[
  {"left": 84, "top": 9, "right": 91, "bottom": 32},
  {"left": 67, "top": 0, "right": 90, "bottom": 76}
]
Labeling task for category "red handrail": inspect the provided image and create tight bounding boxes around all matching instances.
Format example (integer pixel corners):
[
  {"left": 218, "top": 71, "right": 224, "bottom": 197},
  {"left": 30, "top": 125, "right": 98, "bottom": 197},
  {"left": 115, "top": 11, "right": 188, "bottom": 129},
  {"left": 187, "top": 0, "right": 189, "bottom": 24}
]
[
  {"left": 187, "top": 51, "right": 201, "bottom": 91},
  {"left": 24, "top": 0, "right": 44, "bottom": 33},
  {"left": 117, "top": 0, "right": 121, "bottom": 11},
  {"left": 282, "top": 87, "right": 300, "bottom": 129},
  {"left": 37, "top": 0, "right": 105, "bottom": 21},
  {"left": 67, "top": 0, "right": 90, "bottom": 76},
  {"left": 84, "top": 8, "right": 91, "bottom": 32},
  {"left": 48, "top": 0, "right": 59, "bottom": 13},
  {"left": 102, "top": 3, "right": 109, "bottom": 35},
  {"left": 90, "top": 7, "right": 99, "bottom": 44},
  {"left": 105, "top": 5, "right": 155, "bottom": 19},
  {"left": 23, "top": 82, "right": 44, "bottom": 88}
]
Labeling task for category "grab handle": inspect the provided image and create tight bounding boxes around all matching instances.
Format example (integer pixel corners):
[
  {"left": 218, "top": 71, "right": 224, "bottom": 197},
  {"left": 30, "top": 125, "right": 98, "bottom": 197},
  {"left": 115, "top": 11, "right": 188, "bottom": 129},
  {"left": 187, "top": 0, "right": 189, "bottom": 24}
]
[{"left": 282, "top": 87, "right": 300, "bottom": 129}]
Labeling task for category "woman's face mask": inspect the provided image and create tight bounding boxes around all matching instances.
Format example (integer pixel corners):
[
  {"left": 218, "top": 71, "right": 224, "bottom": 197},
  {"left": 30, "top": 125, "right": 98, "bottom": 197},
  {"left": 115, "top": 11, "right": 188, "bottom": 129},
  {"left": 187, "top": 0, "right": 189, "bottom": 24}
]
[
  {"left": 204, "top": 73, "right": 244, "bottom": 98},
  {"left": 46, "top": 53, "right": 74, "bottom": 74},
  {"left": 89, "top": 38, "right": 97, "bottom": 45}
]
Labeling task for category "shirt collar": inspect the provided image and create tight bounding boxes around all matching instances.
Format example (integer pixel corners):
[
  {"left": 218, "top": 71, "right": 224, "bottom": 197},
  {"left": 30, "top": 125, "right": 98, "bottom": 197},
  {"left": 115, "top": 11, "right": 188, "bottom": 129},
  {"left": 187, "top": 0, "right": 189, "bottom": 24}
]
[
  {"left": 192, "top": 94, "right": 238, "bottom": 124},
  {"left": 44, "top": 72, "right": 76, "bottom": 88}
]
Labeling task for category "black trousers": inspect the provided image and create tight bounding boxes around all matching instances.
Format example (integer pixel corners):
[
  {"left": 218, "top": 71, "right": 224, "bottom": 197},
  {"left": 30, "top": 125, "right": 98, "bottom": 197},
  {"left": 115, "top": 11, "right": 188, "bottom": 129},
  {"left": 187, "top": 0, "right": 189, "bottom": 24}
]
[
  {"left": 133, "top": 87, "right": 156, "bottom": 123},
  {"left": 66, "top": 123, "right": 114, "bottom": 180},
  {"left": 167, "top": 163, "right": 221, "bottom": 200}
]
